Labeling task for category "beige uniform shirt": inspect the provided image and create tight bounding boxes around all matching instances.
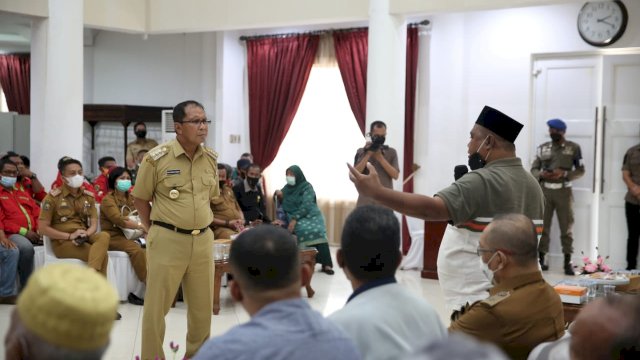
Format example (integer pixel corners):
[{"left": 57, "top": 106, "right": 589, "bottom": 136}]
[
  {"left": 132, "top": 140, "right": 219, "bottom": 230},
  {"left": 622, "top": 144, "right": 640, "bottom": 205},
  {"left": 126, "top": 138, "right": 159, "bottom": 166},
  {"left": 39, "top": 186, "right": 98, "bottom": 239},
  {"left": 531, "top": 140, "right": 585, "bottom": 183}
]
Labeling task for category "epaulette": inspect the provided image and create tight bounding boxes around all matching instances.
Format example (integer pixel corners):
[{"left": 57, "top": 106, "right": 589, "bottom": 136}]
[
  {"left": 481, "top": 291, "right": 510, "bottom": 307},
  {"left": 49, "top": 188, "right": 61, "bottom": 196},
  {"left": 146, "top": 145, "right": 170, "bottom": 164},
  {"left": 83, "top": 189, "right": 95, "bottom": 198},
  {"left": 202, "top": 145, "right": 218, "bottom": 160}
]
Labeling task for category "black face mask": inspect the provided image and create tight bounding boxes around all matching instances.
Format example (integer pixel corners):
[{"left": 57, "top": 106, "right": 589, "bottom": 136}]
[
  {"left": 550, "top": 133, "right": 563, "bottom": 143},
  {"left": 219, "top": 180, "right": 226, "bottom": 188},
  {"left": 371, "top": 135, "right": 386, "bottom": 146},
  {"left": 247, "top": 177, "right": 259, "bottom": 188},
  {"left": 135, "top": 130, "right": 147, "bottom": 139},
  {"left": 468, "top": 153, "right": 486, "bottom": 170}
]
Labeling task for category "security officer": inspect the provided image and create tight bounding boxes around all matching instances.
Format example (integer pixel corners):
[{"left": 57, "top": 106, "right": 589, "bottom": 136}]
[
  {"left": 622, "top": 134, "right": 640, "bottom": 270},
  {"left": 133, "top": 100, "right": 219, "bottom": 360},
  {"left": 531, "top": 119, "right": 585, "bottom": 275},
  {"left": 449, "top": 214, "right": 565, "bottom": 359},
  {"left": 38, "top": 157, "right": 110, "bottom": 277}
]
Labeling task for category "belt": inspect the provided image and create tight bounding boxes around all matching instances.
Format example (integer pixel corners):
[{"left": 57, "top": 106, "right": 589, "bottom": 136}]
[
  {"left": 151, "top": 221, "right": 208, "bottom": 236},
  {"left": 542, "top": 182, "right": 572, "bottom": 190}
]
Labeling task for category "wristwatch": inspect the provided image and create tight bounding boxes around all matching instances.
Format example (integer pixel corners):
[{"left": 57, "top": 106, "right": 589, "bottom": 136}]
[{"left": 30, "top": 173, "right": 37, "bottom": 179}]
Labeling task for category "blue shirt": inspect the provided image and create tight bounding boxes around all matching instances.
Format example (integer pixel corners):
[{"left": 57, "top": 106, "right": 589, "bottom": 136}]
[{"left": 193, "top": 298, "right": 361, "bottom": 360}]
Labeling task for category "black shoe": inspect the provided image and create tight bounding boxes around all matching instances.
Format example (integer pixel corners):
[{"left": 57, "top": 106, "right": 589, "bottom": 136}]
[
  {"left": 564, "top": 254, "right": 575, "bottom": 276},
  {"left": 128, "top": 293, "right": 144, "bottom": 306},
  {"left": 322, "top": 267, "right": 335, "bottom": 275},
  {"left": 539, "top": 252, "right": 549, "bottom": 271},
  {"left": 115, "top": 312, "right": 122, "bottom": 320}
]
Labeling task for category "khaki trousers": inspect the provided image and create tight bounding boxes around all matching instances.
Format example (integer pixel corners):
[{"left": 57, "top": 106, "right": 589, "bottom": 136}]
[
  {"left": 539, "top": 187, "right": 574, "bottom": 254},
  {"left": 109, "top": 234, "right": 147, "bottom": 282},
  {"left": 51, "top": 232, "right": 110, "bottom": 276},
  {"left": 141, "top": 226, "right": 214, "bottom": 360}
]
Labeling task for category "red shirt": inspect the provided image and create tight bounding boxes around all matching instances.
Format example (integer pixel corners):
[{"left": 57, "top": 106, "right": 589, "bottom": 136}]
[
  {"left": 92, "top": 174, "right": 109, "bottom": 203},
  {"left": 0, "top": 185, "right": 41, "bottom": 235},
  {"left": 18, "top": 176, "right": 47, "bottom": 202}
]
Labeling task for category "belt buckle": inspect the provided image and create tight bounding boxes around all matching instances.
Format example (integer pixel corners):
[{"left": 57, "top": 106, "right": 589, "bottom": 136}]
[{"left": 191, "top": 229, "right": 201, "bottom": 236}]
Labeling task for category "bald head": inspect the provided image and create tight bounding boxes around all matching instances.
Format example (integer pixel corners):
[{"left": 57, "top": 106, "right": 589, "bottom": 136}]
[{"left": 483, "top": 214, "right": 538, "bottom": 266}]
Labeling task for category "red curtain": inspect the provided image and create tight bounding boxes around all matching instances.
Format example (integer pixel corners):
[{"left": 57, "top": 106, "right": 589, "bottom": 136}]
[
  {"left": 0, "top": 54, "right": 30, "bottom": 114},
  {"left": 247, "top": 35, "right": 319, "bottom": 171},
  {"left": 402, "top": 27, "right": 420, "bottom": 254},
  {"left": 333, "top": 29, "right": 368, "bottom": 135}
]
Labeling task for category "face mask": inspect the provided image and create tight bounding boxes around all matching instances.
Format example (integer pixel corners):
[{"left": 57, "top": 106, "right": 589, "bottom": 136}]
[
  {"left": 550, "top": 133, "right": 563, "bottom": 143},
  {"left": 468, "top": 136, "right": 490, "bottom": 170},
  {"left": 0, "top": 176, "right": 17, "bottom": 188},
  {"left": 481, "top": 251, "right": 503, "bottom": 283},
  {"left": 219, "top": 180, "right": 226, "bottom": 188},
  {"left": 371, "top": 135, "right": 386, "bottom": 146},
  {"left": 286, "top": 176, "right": 296, "bottom": 186},
  {"left": 65, "top": 174, "right": 85, "bottom": 189},
  {"left": 116, "top": 179, "right": 132, "bottom": 192},
  {"left": 135, "top": 130, "right": 147, "bottom": 139},
  {"left": 247, "top": 177, "right": 259, "bottom": 188}
]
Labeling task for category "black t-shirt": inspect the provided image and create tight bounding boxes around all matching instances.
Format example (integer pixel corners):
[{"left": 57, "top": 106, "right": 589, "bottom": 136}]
[{"left": 232, "top": 181, "right": 271, "bottom": 223}]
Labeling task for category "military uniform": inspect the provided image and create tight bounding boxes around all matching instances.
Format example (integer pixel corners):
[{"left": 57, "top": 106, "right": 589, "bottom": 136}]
[
  {"left": 622, "top": 144, "right": 640, "bottom": 269},
  {"left": 210, "top": 185, "right": 243, "bottom": 239},
  {"left": 531, "top": 140, "right": 585, "bottom": 256},
  {"left": 449, "top": 272, "right": 565, "bottom": 360},
  {"left": 38, "top": 186, "right": 110, "bottom": 276},
  {"left": 126, "top": 138, "right": 159, "bottom": 168},
  {"left": 100, "top": 191, "right": 147, "bottom": 282},
  {"left": 132, "top": 139, "right": 219, "bottom": 360}
]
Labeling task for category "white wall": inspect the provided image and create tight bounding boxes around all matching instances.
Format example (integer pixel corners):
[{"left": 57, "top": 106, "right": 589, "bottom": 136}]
[{"left": 418, "top": 1, "right": 640, "bottom": 196}]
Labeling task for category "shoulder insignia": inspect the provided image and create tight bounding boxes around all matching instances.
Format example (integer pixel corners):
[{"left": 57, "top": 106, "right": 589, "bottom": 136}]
[
  {"left": 202, "top": 145, "right": 218, "bottom": 160},
  {"left": 481, "top": 291, "right": 511, "bottom": 307},
  {"left": 49, "top": 188, "right": 61, "bottom": 197},
  {"left": 147, "top": 146, "right": 169, "bottom": 163},
  {"left": 83, "top": 190, "right": 95, "bottom": 198}
]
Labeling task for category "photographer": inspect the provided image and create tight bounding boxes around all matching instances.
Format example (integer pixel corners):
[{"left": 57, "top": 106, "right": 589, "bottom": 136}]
[{"left": 354, "top": 121, "right": 399, "bottom": 207}]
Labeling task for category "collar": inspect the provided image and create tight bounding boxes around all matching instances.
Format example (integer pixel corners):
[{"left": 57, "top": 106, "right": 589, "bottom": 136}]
[
  {"left": 485, "top": 157, "right": 522, "bottom": 168},
  {"left": 0, "top": 185, "right": 15, "bottom": 194},
  {"left": 347, "top": 276, "right": 396, "bottom": 303},
  {"left": 254, "top": 298, "right": 308, "bottom": 317},
  {"left": 61, "top": 184, "right": 85, "bottom": 198},
  {"left": 171, "top": 139, "right": 203, "bottom": 160},
  {"left": 490, "top": 271, "right": 544, "bottom": 295}
]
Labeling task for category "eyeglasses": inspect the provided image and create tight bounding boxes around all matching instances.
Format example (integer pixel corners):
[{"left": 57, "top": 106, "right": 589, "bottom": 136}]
[
  {"left": 179, "top": 119, "right": 211, "bottom": 126},
  {"left": 476, "top": 247, "right": 514, "bottom": 256}
]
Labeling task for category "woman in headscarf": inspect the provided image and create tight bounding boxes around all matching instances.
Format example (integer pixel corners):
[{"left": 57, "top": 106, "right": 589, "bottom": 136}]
[{"left": 280, "top": 165, "right": 334, "bottom": 274}]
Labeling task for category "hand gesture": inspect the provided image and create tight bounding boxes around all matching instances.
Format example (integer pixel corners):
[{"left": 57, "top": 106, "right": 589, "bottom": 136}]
[{"left": 348, "top": 162, "right": 383, "bottom": 198}]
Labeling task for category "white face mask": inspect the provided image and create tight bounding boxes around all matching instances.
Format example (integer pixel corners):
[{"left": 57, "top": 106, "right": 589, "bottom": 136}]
[
  {"left": 286, "top": 176, "right": 296, "bottom": 186},
  {"left": 65, "top": 174, "right": 84, "bottom": 189},
  {"left": 481, "top": 251, "right": 502, "bottom": 283}
]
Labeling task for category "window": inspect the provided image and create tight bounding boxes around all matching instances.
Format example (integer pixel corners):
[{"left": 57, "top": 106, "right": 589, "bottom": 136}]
[{"left": 0, "top": 85, "right": 8, "bottom": 112}]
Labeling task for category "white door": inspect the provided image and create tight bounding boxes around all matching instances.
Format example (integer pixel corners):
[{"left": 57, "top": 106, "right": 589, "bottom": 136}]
[
  {"left": 598, "top": 54, "right": 640, "bottom": 270},
  {"left": 532, "top": 56, "right": 600, "bottom": 269}
]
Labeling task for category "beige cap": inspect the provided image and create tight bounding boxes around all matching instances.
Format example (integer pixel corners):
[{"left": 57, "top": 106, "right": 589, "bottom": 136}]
[{"left": 17, "top": 263, "right": 119, "bottom": 351}]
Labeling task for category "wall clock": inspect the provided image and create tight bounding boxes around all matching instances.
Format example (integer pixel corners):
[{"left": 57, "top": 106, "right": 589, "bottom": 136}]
[{"left": 577, "top": 1, "right": 628, "bottom": 47}]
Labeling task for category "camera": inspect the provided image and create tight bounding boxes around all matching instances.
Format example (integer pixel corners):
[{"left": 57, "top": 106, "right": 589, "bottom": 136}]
[
  {"left": 368, "top": 135, "right": 386, "bottom": 152},
  {"left": 74, "top": 235, "right": 88, "bottom": 246}
]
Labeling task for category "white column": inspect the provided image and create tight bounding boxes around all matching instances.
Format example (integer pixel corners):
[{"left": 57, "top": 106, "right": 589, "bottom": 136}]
[
  {"left": 366, "top": 0, "right": 407, "bottom": 190},
  {"left": 30, "top": 0, "right": 84, "bottom": 187}
]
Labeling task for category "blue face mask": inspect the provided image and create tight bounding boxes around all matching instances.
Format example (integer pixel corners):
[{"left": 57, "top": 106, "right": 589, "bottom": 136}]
[
  {"left": 0, "top": 176, "right": 17, "bottom": 188},
  {"left": 116, "top": 179, "right": 132, "bottom": 192}
]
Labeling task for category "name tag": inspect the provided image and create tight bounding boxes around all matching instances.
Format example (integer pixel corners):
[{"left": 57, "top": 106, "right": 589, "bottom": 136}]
[{"left": 166, "top": 169, "right": 181, "bottom": 175}]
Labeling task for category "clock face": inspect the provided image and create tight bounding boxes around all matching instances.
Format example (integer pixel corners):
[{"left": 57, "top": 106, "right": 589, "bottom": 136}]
[{"left": 577, "top": 1, "right": 628, "bottom": 47}]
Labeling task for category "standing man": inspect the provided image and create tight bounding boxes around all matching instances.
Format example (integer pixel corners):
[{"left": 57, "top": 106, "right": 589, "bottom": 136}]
[
  {"left": 622, "top": 135, "right": 640, "bottom": 270},
  {"left": 348, "top": 106, "right": 544, "bottom": 316},
  {"left": 126, "top": 122, "right": 159, "bottom": 170},
  {"left": 353, "top": 121, "right": 399, "bottom": 207},
  {"left": 531, "top": 119, "right": 585, "bottom": 275},
  {"left": 133, "top": 100, "right": 219, "bottom": 360}
]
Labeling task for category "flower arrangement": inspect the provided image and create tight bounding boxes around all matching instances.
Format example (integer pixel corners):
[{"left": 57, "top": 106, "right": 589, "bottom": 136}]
[
  {"left": 135, "top": 340, "right": 184, "bottom": 360},
  {"left": 578, "top": 249, "right": 612, "bottom": 274}
]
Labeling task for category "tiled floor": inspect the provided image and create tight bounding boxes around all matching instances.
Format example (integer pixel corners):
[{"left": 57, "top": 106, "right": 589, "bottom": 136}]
[{"left": 0, "top": 247, "right": 574, "bottom": 360}]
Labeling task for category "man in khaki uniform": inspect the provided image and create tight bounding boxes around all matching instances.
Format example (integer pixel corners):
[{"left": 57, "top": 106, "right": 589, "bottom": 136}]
[
  {"left": 38, "top": 158, "right": 110, "bottom": 277},
  {"left": 449, "top": 214, "right": 565, "bottom": 360},
  {"left": 622, "top": 137, "right": 640, "bottom": 270},
  {"left": 126, "top": 122, "right": 159, "bottom": 170},
  {"left": 210, "top": 163, "right": 244, "bottom": 239},
  {"left": 133, "top": 100, "right": 219, "bottom": 360},
  {"left": 531, "top": 119, "right": 585, "bottom": 275}
]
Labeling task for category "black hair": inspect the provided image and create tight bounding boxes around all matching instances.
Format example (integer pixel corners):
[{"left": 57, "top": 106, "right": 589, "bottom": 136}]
[
  {"left": 98, "top": 156, "right": 116, "bottom": 169},
  {"left": 241, "top": 153, "right": 252, "bottom": 158},
  {"left": 217, "top": 163, "right": 227, "bottom": 170},
  {"left": 0, "top": 158, "right": 17, "bottom": 173},
  {"left": 1, "top": 151, "right": 19, "bottom": 161},
  {"left": 370, "top": 121, "right": 387, "bottom": 132},
  {"left": 173, "top": 100, "right": 204, "bottom": 123},
  {"left": 133, "top": 122, "right": 146, "bottom": 131},
  {"left": 107, "top": 167, "right": 132, "bottom": 190},
  {"left": 229, "top": 225, "right": 300, "bottom": 291},
  {"left": 20, "top": 155, "right": 29, "bottom": 168},
  {"left": 247, "top": 163, "right": 261, "bottom": 173},
  {"left": 58, "top": 158, "right": 82, "bottom": 174},
  {"left": 341, "top": 205, "right": 401, "bottom": 281}
]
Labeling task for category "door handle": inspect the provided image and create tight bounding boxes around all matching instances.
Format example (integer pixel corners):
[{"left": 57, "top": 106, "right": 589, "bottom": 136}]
[
  {"left": 600, "top": 106, "right": 607, "bottom": 194},
  {"left": 592, "top": 107, "right": 598, "bottom": 194}
]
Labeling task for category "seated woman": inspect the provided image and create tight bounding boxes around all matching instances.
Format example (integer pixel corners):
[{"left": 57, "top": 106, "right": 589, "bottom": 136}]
[
  {"left": 278, "top": 165, "right": 334, "bottom": 275},
  {"left": 99, "top": 167, "right": 147, "bottom": 291}
]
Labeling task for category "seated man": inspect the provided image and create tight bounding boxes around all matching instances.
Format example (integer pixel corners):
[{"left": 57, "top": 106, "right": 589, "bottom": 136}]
[
  {"left": 50, "top": 156, "right": 98, "bottom": 197},
  {"left": 1, "top": 152, "right": 46, "bottom": 202},
  {"left": 329, "top": 205, "right": 446, "bottom": 360},
  {"left": 4, "top": 263, "right": 119, "bottom": 359},
  {"left": 450, "top": 213, "right": 565, "bottom": 359},
  {"left": 39, "top": 158, "right": 110, "bottom": 277},
  {"left": 210, "top": 163, "right": 245, "bottom": 239},
  {"left": 233, "top": 163, "right": 272, "bottom": 225},
  {"left": 193, "top": 225, "right": 360, "bottom": 360},
  {"left": 0, "top": 229, "right": 19, "bottom": 304},
  {"left": 0, "top": 158, "right": 40, "bottom": 288},
  {"left": 92, "top": 156, "right": 117, "bottom": 203},
  {"left": 232, "top": 158, "right": 251, "bottom": 187}
]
